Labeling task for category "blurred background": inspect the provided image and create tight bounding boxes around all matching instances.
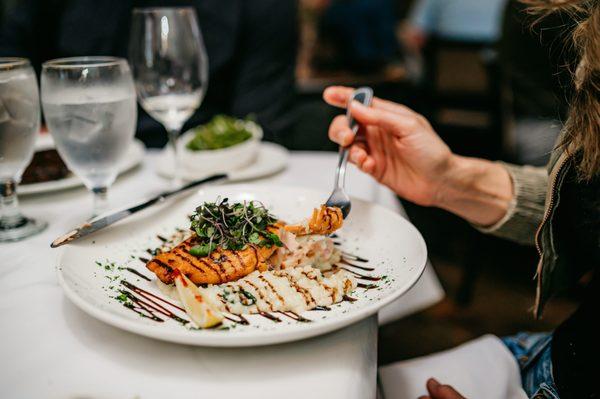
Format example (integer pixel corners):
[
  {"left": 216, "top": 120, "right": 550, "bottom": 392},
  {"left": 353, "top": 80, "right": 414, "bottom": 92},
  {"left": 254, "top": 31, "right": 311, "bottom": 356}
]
[{"left": 0, "top": 0, "right": 579, "bottom": 365}]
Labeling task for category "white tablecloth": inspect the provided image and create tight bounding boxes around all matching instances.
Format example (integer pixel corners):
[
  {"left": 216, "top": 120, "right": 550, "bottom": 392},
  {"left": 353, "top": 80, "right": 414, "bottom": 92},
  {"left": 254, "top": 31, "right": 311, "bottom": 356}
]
[{"left": 0, "top": 150, "right": 443, "bottom": 399}]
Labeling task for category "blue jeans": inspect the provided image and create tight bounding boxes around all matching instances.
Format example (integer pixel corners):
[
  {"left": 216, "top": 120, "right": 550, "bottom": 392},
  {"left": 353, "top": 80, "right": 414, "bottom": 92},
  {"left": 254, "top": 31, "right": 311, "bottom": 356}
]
[{"left": 502, "top": 332, "right": 560, "bottom": 398}]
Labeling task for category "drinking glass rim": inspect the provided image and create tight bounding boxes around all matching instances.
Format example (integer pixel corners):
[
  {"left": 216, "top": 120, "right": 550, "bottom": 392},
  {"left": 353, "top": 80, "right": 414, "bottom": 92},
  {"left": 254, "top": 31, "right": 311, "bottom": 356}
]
[
  {"left": 0, "top": 57, "right": 31, "bottom": 71},
  {"left": 132, "top": 6, "right": 195, "bottom": 14},
  {"left": 43, "top": 56, "right": 127, "bottom": 70}
]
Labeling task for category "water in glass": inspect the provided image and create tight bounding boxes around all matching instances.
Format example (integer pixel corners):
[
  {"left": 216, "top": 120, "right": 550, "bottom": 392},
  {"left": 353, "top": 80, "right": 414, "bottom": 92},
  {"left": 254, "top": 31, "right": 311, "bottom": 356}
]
[
  {"left": 129, "top": 7, "right": 208, "bottom": 187},
  {"left": 0, "top": 58, "right": 47, "bottom": 241},
  {"left": 0, "top": 65, "right": 39, "bottom": 180},
  {"left": 43, "top": 87, "right": 136, "bottom": 189},
  {"left": 41, "top": 57, "right": 137, "bottom": 216}
]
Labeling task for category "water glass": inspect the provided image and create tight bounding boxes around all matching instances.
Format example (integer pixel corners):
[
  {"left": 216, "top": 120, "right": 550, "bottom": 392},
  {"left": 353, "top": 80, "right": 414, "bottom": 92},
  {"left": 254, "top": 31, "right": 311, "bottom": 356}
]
[
  {"left": 0, "top": 57, "right": 47, "bottom": 242},
  {"left": 129, "top": 7, "right": 208, "bottom": 187},
  {"left": 41, "top": 57, "right": 137, "bottom": 216}
]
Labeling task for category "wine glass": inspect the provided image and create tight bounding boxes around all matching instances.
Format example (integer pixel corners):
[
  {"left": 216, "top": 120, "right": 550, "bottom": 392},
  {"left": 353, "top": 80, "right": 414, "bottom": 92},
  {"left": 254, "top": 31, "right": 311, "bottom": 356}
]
[
  {"left": 0, "top": 57, "right": 47, "bottom": 241},
  {"left": 129, "top": 7, "right": 209, "bottom": 187},
  {"left": 41, "top": 57, "right": 137, "bottom": 217}
]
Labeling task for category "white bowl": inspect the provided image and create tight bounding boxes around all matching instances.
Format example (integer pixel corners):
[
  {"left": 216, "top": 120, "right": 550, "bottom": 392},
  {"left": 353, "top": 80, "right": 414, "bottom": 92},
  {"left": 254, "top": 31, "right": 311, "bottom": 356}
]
[{"left": 179, "top": 121, "right": 263, "bottom": 175}]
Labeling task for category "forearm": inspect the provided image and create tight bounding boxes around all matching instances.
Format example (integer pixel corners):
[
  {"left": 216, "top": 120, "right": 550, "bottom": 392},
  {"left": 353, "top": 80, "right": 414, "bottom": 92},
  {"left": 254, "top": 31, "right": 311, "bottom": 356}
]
[{"left": 435, "top": 155, "right": 514, "bottom": 227}]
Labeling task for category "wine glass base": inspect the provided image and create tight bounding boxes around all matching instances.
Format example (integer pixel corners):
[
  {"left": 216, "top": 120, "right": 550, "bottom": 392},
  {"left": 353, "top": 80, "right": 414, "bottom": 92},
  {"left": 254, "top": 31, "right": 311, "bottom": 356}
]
[{"left": 0, "top": 217, "right": 48, "bottom": 242}]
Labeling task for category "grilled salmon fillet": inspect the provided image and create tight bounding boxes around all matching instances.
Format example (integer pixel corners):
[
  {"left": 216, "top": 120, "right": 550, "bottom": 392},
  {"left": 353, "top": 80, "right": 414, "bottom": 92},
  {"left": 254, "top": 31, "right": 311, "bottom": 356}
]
[{"left": 147, "top": 227, "right": 279, "bottom": 285}]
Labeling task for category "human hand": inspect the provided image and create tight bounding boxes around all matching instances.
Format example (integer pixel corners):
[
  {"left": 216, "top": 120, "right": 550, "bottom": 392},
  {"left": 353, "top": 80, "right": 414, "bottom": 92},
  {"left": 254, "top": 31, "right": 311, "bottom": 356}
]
[
  {"left": 418, "top": 378, "right": 467, "bottom": 399},
  {"left": 324, "top": 86, "right": 454, "bottom": 207}
]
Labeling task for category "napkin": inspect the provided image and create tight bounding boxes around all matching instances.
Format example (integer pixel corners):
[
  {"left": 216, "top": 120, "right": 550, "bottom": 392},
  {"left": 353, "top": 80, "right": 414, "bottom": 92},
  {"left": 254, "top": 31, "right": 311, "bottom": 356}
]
[{"left": 379, "top": 334, "right": 528, "bottom": 399}]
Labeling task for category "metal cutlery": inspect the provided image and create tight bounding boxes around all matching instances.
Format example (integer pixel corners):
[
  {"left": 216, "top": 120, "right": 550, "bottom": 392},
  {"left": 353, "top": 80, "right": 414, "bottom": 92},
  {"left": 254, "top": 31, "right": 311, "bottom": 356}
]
[
  {"left": 325, "top": 87, "right": 373, "bottom": 218},
  {"left": 51, "top": 173, "right": 227, "bottom": 248}
]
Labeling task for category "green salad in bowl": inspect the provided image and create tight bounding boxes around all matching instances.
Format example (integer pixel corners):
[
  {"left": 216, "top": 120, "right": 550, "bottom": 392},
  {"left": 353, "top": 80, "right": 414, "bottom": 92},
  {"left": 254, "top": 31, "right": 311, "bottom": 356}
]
[
  {"left": 180, "top": 114, "right": 263, "bottom": 176},
  {"left": 186, "top": 115, "right": 257, "bottom": 151}
]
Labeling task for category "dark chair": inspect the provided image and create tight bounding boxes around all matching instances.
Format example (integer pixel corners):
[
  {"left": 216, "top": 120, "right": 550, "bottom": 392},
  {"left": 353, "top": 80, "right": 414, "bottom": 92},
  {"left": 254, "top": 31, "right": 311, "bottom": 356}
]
[{"left": 421, "top": 38, "right": 509, "bottom": 306}]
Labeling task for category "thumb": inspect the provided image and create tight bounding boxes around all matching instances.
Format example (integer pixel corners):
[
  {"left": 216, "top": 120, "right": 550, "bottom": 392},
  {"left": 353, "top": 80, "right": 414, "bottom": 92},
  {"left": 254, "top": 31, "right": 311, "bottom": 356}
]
[{"left": 426, "top": 378, "right": 467, "bottom": 399}]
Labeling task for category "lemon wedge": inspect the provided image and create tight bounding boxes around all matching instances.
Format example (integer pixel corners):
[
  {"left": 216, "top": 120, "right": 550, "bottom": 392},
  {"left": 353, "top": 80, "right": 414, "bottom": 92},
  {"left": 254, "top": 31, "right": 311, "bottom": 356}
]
[{"left": 173, "top": 271, "right": 224, "bottom": 328}]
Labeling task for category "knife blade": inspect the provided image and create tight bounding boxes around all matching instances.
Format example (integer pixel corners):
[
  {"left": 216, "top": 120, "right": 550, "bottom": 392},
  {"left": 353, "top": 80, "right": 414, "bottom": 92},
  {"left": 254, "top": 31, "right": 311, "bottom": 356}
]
[{"left": 51, "top": 173, "right": 228, "bottom": 248}]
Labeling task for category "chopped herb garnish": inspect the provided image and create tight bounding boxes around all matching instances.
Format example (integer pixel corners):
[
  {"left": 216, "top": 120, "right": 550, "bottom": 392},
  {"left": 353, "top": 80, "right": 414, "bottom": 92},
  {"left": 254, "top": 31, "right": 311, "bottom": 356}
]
[
  {"left": 189, "top": 198, "right": 282, "bottom": 257},
  {"left": 115, "top": 293, "right": 129, "bottom": 303},
  {"left": 239, "top": 288, "right": 256, "bottom": 305}
]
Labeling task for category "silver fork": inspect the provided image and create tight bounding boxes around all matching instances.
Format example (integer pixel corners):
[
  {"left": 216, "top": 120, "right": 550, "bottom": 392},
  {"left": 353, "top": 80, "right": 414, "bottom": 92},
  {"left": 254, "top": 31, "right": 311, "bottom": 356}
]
[{"left": 325, "top": 87, "right": 373, "bottom": 218}]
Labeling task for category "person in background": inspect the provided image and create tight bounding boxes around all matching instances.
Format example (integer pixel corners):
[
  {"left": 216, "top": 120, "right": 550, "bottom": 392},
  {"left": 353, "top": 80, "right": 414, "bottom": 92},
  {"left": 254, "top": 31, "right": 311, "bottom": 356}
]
[
  {"left": 0, "top": 0, "right": 298, "bottom": 147},
  {"left": 400, "top": 0, "right": 509, "bottom": 53},
  {"left": 316, "top": 0, "right": 399, "bottom": 73},
  {"left": 326, "top": 0, "right": 598, "bottom": 397}
]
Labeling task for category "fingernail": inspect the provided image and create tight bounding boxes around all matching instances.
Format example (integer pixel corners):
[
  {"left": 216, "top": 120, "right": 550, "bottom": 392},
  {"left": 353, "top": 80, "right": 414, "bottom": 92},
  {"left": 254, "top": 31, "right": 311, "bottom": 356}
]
[
  {"left": 428, "top": 378, "right": 441, "bottom": 388},
  {"left": 349, "top": 100, "right": 365, "bottom": 109},
  {"left": 343, "top": 131, "right": 355, "bottom": 146}
]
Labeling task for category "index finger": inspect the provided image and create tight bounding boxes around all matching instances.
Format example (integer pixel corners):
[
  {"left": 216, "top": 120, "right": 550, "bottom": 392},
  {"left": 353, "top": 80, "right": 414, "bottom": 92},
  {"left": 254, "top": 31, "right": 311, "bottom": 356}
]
[{"left": 323, "top": 86, "right": 415, "bottom": 117}]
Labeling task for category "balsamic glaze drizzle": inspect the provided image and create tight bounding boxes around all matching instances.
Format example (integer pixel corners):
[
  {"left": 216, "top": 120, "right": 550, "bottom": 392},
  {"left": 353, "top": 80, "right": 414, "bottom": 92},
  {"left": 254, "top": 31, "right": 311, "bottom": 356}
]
[
  {"left": 224, "top": 314, "right": 250, "bottom": 325},
  {"left": 343, "top": 295, "right": 357, "bottom": 302},
  {"left": 120, "top": 281, "right": 189, "bottom": 325},
  {"left": 122, "top": 281, "right": 185, "bottom": 311},
  {"left": 124, "top": 267, "right": 152, "bottom": 281},
  {"left": 341, "top": 252, "right": 369, "bottom": 263},
  {"left": 340, "top": 267, "right": 381, "bottom": 281},
  {"left": 357, "top": 283, "right": 378, "bottom": 290},
  {"left": 120, "top": 291, "right": 164, "bottom": 322},
  {"left": 277, "top": 311, "right": 311, "bottom": 322},
  {"left": 259, "top": 311, "right": 282, "bottom": 322},
  {"left": 339, "top": 258, "right": 375, "bottom": 271}
]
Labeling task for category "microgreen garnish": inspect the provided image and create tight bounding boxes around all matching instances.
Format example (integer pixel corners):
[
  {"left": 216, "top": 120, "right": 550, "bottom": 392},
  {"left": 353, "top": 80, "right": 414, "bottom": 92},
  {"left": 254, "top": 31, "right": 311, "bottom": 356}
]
[{"left": 189, "top": 198, "right": 282, "bottom": 257}]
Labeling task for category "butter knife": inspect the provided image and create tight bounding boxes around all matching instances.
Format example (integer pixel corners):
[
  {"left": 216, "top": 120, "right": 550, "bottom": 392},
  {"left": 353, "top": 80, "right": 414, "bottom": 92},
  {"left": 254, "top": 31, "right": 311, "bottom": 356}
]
[{"left": 51, "top": 173, "right": 228, "bottom": 248}]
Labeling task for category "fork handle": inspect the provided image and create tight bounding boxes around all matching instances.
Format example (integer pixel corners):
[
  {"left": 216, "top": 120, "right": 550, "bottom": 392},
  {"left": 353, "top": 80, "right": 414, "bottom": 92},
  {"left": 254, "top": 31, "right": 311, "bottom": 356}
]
[{"left": 333, "top": 87, "right": 374, "bottom": 189}]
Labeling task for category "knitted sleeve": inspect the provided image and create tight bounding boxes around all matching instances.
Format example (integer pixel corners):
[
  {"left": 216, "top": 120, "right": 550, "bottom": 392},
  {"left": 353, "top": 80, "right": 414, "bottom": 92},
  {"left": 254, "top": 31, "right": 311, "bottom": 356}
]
[{"left": 475, "top": 163, "right": 548, "bottom": 246}]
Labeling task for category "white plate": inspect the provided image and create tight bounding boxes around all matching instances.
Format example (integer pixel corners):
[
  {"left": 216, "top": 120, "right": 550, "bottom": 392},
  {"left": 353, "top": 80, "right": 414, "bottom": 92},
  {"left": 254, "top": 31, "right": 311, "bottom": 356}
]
[
  {"left": 18, "top": 139, "right": 146, "bottom": 195},
  {"left": 56, "top": 185, "right": 427, "bottom": 347},
  {"left": 155, "top": 142, "right": 289, "bottom": 182}
]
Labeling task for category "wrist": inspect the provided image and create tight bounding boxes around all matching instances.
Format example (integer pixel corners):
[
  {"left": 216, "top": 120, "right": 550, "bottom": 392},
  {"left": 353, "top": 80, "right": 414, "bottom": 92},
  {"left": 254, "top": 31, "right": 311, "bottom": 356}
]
[
  {"left": 433, "top": 155, "right": 514, "bottom": 226},
  {"left": 432, "top": 154, "right": 470, "bottom": 209}
]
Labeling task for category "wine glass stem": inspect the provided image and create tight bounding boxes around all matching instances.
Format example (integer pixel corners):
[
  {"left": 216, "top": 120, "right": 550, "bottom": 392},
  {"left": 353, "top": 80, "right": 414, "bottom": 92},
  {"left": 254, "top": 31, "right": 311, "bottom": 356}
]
[
  {"left": 0, "top": 179, "right": 26, "bottom": 229},
  {"left": 167, "top": 127, "right": 182, "bottom": 188},
  {"left": 92, "top": 186, "right": 109, "bottom": 217}
]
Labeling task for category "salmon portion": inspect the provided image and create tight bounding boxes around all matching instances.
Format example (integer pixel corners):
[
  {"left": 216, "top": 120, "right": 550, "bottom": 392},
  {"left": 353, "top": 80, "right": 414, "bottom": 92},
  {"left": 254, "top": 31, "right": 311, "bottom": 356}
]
[{"left": 147, "top": 228, "right": 279, "bottom": 285}]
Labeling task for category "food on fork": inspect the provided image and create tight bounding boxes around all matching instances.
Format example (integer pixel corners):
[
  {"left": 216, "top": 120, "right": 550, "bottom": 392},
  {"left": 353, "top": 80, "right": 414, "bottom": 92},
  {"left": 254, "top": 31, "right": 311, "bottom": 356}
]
[{"left": 284, "top": 205, "right": 343, "bottom": 236}]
